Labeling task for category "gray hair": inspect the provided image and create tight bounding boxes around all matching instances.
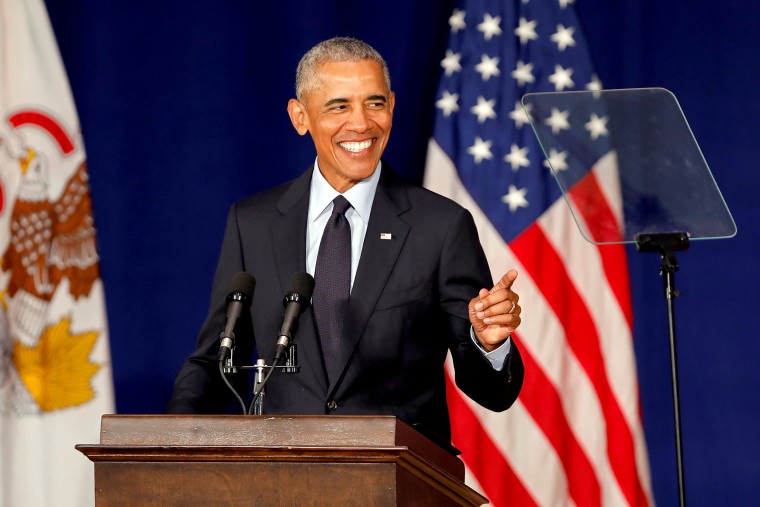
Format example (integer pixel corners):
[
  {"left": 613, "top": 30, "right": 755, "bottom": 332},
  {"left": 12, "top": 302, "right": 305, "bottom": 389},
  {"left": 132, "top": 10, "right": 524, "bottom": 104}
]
[{"left": 295, "top": 37, "right": 391, "bottom": 102}]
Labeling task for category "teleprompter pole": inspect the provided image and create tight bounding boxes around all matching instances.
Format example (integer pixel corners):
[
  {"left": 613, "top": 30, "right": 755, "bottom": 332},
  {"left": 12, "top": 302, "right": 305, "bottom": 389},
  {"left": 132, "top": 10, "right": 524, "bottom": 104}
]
[{"left": 635, "top": 232, "right": 689, "bottom": 507}]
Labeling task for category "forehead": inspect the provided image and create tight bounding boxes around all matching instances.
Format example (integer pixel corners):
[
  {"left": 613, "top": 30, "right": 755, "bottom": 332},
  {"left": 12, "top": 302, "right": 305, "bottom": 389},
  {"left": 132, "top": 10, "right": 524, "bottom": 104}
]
[{"left": 309, "top": 60, "right": 388, "bottom": 97}]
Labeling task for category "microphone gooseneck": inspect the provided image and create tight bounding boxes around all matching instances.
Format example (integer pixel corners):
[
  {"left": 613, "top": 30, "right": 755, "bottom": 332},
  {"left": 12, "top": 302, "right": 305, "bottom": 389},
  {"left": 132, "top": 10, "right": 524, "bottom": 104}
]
[{"left": 250, "top": 272, "right": 315, "bottom": 415}]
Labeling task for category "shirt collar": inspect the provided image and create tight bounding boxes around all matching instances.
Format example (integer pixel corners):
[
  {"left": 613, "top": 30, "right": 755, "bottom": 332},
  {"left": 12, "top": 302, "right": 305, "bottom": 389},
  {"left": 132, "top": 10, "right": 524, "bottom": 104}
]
[{"left": 308, "top": 158, "right": 382, "bottom": 224}]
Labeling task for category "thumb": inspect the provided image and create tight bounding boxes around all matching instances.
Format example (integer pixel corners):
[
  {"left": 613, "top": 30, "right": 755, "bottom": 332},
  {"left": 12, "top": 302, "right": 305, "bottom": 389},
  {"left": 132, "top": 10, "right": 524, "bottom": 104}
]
[{"left": 492, "top": 269, "right": 518, "bottom": 293}]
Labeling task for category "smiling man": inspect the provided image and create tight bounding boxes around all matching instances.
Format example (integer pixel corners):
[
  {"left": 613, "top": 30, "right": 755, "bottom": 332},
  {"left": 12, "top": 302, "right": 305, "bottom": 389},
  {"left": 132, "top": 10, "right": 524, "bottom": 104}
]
[
  {"left": 287, "top": 57, "right": 394, "bottom": 192},
  {"left": 168, "top": 37, "right": 524, "bottom": 443}
]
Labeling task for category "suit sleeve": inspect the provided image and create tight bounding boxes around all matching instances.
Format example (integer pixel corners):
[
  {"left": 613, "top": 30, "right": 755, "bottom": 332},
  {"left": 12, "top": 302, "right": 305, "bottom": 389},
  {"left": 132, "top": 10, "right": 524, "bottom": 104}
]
[
  {"left": 439, "top": 207, "right": 524, "bottom": 412},
  {"left": 167, "top": 202, "right": 254, "bottom": 414}
]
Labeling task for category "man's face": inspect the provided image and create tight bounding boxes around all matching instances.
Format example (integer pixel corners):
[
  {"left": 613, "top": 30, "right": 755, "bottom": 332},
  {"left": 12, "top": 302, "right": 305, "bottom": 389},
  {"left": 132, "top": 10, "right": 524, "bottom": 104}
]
[{"left": 288, "top": 59, "right": 395, "bottom": 193}]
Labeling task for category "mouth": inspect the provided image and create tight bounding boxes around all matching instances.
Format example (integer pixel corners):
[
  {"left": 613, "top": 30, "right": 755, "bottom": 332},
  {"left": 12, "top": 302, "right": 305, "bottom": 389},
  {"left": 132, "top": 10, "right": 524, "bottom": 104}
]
[{"left": 338, "top": 139, "right": 375, "bottom": 153}]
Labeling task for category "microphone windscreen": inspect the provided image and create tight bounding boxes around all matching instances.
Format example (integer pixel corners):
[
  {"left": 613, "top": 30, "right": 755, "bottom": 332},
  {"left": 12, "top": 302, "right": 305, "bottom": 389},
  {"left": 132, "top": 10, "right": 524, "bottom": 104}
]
[
  {"left": 288, "top": 272, "right": 315, "bottom": 299},
  {"left": 229, "top": 271, "right": 256, "bottom": 299}
]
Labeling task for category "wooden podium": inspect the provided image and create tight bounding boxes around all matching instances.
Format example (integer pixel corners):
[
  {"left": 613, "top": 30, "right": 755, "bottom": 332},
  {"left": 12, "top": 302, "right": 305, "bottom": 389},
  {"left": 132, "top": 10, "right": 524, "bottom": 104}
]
[{"left": 76, "top": 415, "right": 488, "bottom": 506}]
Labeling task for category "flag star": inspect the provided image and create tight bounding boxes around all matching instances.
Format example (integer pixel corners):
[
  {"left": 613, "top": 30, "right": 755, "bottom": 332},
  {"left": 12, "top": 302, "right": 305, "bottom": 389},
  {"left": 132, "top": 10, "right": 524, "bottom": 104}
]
[
  {"left": 559, "top": 0, "right": 576, "bottom": 8},
  {"left": 514, "top": 17, "right": 538, "bottom": 45},
  {"left": 511, "top": 60, "right": 535, "bottom": 87},
  {"left": 585, "top": 113, "right": 609, "bottom": 140},
  {"left": 504, "top": 144, "right": 530, "bottom": 171},
  {"left": 544, "top": 148, "right": 569, "bottom": 172},
  {"left": 449, "top": 9, "right": 466, "bottom": 33},
  {"left": 467, "top": 137, "right": 494, "bottom": 164},
  {"left": 544, "top": 107, "right": 570, "bottom": 134},
  {"left": 551, "top": 24, "right": 576, "bottom": 51},
  {"left": 548, "top": 64, "right": 574, "bottom": 91},
  {"left": 501, "top": 184, "right": 529, "bottom": 212},
  {"left": 470, "top": 96, "right": 497, "bottom": 123},
  {"left": 441, "top": 50, "right": 462, "bottom": 76},
  {"left": 475, "top": 54, "right": 500, "bottom": 81},
  {"left": 509, "top": 101, "right": 532, "bottom": 128},
  {"left": 586, "top": 74, "right": 603, "bottom": 98},
  {"left": 436, "top": 90, "right": 460, "bottom": 117},
  {"left": 477, "top": 13, "right": 503, "bottom": 40}
]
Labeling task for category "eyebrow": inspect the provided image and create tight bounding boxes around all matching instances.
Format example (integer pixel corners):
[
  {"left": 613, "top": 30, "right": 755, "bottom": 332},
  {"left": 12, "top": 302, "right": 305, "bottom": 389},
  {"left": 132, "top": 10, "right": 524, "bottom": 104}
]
[{"left": 323, "top": 98, "right": 349, "bottom": 108}]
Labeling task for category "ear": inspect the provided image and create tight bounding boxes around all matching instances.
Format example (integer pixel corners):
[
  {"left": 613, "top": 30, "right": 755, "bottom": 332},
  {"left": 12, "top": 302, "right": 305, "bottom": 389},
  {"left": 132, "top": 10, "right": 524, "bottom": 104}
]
[
  {"left": 389, "top": 91, "right": 396, "bottom": 115},
  {"left": 287, "top": 99, "right": 309, "bottom": 136}
]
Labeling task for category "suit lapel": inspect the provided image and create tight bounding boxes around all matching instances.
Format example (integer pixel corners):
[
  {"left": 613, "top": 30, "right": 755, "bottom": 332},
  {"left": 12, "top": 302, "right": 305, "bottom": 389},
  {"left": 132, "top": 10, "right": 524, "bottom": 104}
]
[
  {"left": 329, "top": 168, "right": 410, "bottom": 395},
  {"left": 269, "top": 168, "right": 334, "bottom": 390},
  {"left": 270, "top": 169, "right": 311, "bottom": 293}
]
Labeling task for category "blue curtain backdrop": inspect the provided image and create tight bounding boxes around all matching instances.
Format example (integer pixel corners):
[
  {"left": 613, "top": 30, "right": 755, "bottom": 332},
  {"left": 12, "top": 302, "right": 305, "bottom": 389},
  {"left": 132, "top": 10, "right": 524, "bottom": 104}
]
[{"left": 43, "top": 1, "right": 759, "bottom": 505}]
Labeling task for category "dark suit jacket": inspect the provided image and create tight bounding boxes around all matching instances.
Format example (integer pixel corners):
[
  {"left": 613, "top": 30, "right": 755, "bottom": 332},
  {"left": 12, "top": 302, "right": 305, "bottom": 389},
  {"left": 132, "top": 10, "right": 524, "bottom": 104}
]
[{"left": 168, "top": 164, "right": 524, "bottom": 441}]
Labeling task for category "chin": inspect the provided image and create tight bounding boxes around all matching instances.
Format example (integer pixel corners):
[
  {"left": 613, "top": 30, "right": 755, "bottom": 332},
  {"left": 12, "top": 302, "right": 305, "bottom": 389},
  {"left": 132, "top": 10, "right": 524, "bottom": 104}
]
[
  {"left": 351, "top": 164, "right": 380, "bottom": 181},
  {"left": 340, "top": 158, "right": 378, "bottom": 176}
]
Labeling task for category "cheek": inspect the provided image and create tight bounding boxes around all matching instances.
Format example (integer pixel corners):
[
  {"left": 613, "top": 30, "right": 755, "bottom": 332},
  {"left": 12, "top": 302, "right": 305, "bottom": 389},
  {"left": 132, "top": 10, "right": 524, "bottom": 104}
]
[
  {"left": 373, "top": 113, "right": 393, "bottom": 133},
  {"left": 316, "top": 115, "right": 345, "bottom": 130}
]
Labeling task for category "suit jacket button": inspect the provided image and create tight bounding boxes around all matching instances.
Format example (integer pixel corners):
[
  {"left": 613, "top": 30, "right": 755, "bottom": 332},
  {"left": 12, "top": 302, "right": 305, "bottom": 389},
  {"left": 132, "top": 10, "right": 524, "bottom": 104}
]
[{"left": 327, "top": 401, "right": 338, "bottom": 411}]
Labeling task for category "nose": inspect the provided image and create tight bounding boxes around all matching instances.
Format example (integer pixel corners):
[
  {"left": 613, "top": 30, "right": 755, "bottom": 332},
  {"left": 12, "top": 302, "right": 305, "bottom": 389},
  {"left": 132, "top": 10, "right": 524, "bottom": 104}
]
[{"left": 347, "top": 107, "right": 370, "bottom": 132}]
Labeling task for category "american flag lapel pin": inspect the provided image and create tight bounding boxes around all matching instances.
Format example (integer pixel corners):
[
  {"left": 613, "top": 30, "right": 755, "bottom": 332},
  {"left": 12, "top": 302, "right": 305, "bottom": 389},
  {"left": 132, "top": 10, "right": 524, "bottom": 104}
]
[{"left": 380, "top": 233, "right": 392, "bottom": 240}]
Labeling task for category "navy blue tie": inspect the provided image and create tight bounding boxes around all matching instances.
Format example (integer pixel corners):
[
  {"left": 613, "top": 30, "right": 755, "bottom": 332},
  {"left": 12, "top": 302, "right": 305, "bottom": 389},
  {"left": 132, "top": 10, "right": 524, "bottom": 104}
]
[{"left": 313, "top": 195, "right": 352, "bottom": 383}]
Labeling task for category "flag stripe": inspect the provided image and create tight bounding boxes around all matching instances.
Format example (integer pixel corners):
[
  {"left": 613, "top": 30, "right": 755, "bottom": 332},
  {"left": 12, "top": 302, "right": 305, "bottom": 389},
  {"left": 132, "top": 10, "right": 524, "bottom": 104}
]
[
  {"left": 538, "top": 197, "right": 649, "bottom": 506},
  {"left": 446, "top": 373, "right": 539, "bottom": 507},
  {"left": 521, "top": 203, "right": 630, "bottom": 507},
  {"left": 476, "top": 399, "right": 572, "bottom": 506},
  {"left": 546, "top": 167, "right": 652, "bottom": 503},
  {"left": 512, "top": 333, "right": 602, "bottom": 507},
  {"left": 449, "top": 357, "right": 584, "bottom": 507},
  {"left": 538, "top": 192, "right": 640, "bottom": 431},
  {"left": 510, "top": 225, "right": 647, "bottom": 506},
  {"left": 564, "top": 166, "right": 654, "bottom": 504},
  {"left": 566, "top": 163, "right": 633, "bottom": 327}
]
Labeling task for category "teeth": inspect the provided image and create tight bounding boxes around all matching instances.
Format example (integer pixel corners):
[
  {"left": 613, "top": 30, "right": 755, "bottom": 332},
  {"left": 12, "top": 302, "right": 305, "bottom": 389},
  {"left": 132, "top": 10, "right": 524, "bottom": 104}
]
[{"left": 339, "top": 140, "right": 373, "bottom": 152}]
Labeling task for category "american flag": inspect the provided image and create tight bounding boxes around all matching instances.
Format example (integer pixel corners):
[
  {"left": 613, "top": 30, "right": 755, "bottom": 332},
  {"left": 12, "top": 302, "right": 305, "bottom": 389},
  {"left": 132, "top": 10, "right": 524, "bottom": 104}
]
[{"left": 423, "top": 1, "right": 654, "bottom": 505}]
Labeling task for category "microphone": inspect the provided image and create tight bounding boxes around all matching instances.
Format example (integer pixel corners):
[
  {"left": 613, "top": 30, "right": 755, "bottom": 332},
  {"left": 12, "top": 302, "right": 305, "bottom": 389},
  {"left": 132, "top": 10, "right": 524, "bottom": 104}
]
[
  {"left": 273, "top": 272, "right": 315, "bottom": 364},
  {"left": 218, "top": 271, "right": 256, "bottom": 362}
]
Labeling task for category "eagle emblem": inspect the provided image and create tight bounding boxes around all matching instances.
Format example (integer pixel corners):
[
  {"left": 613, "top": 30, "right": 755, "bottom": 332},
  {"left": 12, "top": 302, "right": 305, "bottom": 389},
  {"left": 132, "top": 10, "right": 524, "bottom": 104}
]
[
  {"left": 0, "top": 109, "right": 102, "bottom": 415},
  {"left": 5, "top": 150, "right": 99, "bottom": 306}
]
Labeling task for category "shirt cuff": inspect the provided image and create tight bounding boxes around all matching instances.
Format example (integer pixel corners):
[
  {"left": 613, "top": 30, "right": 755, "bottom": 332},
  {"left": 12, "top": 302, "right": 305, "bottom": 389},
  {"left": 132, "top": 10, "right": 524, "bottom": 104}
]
[{"left": 470, "top": 326, "right": 512, "bottom": 371}]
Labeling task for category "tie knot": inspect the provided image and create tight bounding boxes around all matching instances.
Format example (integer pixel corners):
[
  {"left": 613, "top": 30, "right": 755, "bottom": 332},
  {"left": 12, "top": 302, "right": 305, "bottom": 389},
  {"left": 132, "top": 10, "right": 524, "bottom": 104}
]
[{"left": 332, "top": 195, "right": 351, "bottom": 216}]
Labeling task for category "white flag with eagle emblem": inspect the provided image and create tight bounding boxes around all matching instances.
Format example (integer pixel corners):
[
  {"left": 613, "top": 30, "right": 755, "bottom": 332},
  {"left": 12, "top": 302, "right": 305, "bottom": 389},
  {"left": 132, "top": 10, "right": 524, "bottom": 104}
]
[{"left": 0, "top": 0, "right": 115, "bottom": 506}]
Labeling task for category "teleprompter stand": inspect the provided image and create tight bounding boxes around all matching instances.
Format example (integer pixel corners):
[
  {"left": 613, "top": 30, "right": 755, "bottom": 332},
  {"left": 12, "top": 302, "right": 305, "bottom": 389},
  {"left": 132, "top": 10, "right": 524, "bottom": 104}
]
[
  {"left": 635, "top": 231, "right": 689, "bottom": 506},
  {"left": 523, "top": 88, "right": 736, "bottom": 507}
]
